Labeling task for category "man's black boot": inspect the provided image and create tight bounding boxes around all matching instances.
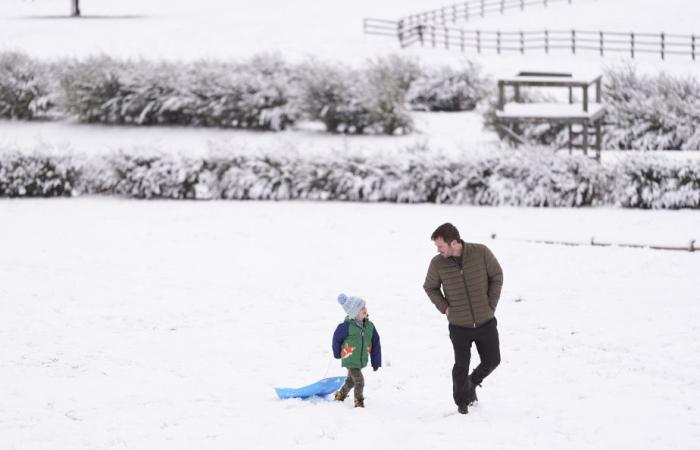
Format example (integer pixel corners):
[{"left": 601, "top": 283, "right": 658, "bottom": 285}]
[
  {"left": 466, "top": 376, "right": 479, "bottom": 405},
  {"left": 457, "top": 403, "right": 468, "bottom": 414}
]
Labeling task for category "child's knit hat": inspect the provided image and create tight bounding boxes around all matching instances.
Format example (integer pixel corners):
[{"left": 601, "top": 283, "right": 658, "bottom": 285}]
[{"left": 337, "top": 293, "right": 366, "bottom": 319}]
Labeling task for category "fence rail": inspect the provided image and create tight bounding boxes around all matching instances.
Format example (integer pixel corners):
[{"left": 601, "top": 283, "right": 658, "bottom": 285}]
[
  {"left": 401, "top": 0, "right": 574, "bottom": 26},
  {"left": 363, "top": 19, "right": 699, "bottom": 61}
]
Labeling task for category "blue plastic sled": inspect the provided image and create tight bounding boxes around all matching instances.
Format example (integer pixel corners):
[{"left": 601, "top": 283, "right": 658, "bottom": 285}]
[{"left": 275, "top": 376, "right": 346, "bottom": 400}]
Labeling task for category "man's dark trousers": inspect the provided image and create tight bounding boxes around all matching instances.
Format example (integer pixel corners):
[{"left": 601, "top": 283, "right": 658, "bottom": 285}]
[{"left": 448, "top": 318, "right": 501, "bottom": 406}]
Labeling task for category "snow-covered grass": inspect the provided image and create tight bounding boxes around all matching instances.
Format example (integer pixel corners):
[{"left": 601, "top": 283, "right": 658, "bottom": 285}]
[
  {"left": 0, "top": 112, "right": 498, "bottom": 157},
  {"left": 1, "top": 0, "right": 699, "bottom": 74},
  {"left": 1, "top": 199, "right": 699, "bottom": 449}
]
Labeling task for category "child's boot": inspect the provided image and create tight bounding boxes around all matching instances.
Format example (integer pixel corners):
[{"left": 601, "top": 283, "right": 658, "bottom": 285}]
[
  {"left": 334, "top": 391, "right": 347, "bottom": 401},
  {"left": 354, "top": 397, "right": 364, "bottom": 408}
]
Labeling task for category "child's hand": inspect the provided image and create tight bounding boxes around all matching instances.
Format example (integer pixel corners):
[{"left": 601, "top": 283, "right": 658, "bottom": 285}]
[{"left": 373, "top": 366, "right": 379, "bottom": 372}]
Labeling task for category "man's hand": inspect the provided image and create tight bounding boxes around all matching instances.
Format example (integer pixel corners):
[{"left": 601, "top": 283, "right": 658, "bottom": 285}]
[{"left": 445, "top": 307, "right": 449, "bottom": 315}]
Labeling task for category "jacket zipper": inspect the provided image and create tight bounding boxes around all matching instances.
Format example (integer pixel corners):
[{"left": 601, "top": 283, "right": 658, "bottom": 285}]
[
  {"left": 459, "top": 264, "right": 477, "bottom": 328},
  {"left": 361, "top": 321, "right": 366, "bottom": 367}
]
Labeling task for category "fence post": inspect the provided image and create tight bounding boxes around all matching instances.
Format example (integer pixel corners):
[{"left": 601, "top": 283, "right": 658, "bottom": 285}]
[
  {"left": 452, "top": 5, "right": 458, "bottom": 22},
  {"left": 661, "top": 32, "right": 665, "bottom": 60},
  {"left": 544, "top": 0, "right": 548, "bottom": 7},
  {"left": 497, "top": 31, "right": 501, "bottom": 54},
  {"left": 599, "top": 31, "right": 604, "bottom": 56},
  {"left": 418, "top": 25, "right": 425, "bottom": 46},
  {"left": 501, "top": 0, "right": 505, "bottom": 14},
  {"left": 693, "top": 35, "right": 696, "bottom": 61},
  {"left": 520, "top": 0, "right": 524, "bottom": 10},
  {"left": 445, "top": 26, "right": 449, "bottom": 49},
  {"left": 398, "top": 19, "right": 405, "bottom": 47},
  {"left": 545, "top": 29, "right": 549, "bottom": 53},
  {"left": 630, "top": 32, "right": 635, "bottom": 58},
  {"left": 520, "top": 31, "right": 525, "bottom": 54},
  {"left": 477, "top": 29, "right": 482, "bottom": 53},
  {"left": 481, "top": 0, "right": 485, "bottom": 17},
  {"left": 571, "top": 29, "right": 576, "bottom": 54},
  {"left": 461, "top": 29, "right": 465, "bottom": 52},
  {"left": 431, "top": 25, "right": 436, "bottom": 47},
  {"left": 465, "top": 2, "right": 470, "bottom": 20},
  {"left": 441, "top": 7, "right": 446, "bottom": 25}
]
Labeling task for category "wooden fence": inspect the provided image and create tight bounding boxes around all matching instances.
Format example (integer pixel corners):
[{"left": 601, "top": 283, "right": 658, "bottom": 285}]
[
  {"left": 402, "top": 0, "right": 573, "bottom": 26},
  {"left": 363, "top": 19, "right": 699, "bottom": 61}
]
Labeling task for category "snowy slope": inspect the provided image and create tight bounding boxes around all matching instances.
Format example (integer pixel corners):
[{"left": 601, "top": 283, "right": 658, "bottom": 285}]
[
  {"left": 1, "top": 200, "right": 699, "bottom": 449},
  {"left": 1, "top": 0, "right": 699, "bottom": 71}
]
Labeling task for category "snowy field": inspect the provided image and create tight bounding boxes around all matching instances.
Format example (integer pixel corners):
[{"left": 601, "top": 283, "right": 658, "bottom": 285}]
[
  {"left": 0, "top": 112, "right": 501, "bottom": 159},
  {"left": 1, "top": 1, "right": 700, "bottom": 448},
  {"left": 1, "top": 200, "right": 699, "bottom": 449},
  {"left": 1, "top": 0, "right": 699, "bottom": 72}
]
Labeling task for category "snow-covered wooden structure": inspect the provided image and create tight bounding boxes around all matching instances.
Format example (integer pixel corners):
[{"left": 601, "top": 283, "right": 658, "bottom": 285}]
[{"left": 495, "top": 71, "right": 605, "bottom": 160}]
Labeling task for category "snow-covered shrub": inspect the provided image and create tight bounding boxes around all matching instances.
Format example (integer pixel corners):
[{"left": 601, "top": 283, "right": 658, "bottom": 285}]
[
  {"left": 104, "top": 153, "right": 205, "bottom": 199},
  {"left": 297, "top": 59, "right": 372, "bottom": 134},
  {"left": 59, "top": 55, "right": 299, "bottom": 130},
  {"left": 188, "top": 54, "right": 300, "bottom": 130},
  {"left": 603, "top": 65, "right": 700, "bottom": 150},
  {"left": 408, "top": 61, "right": 491, "bottom": 112},
  {"left": 0, "top": 152, "right": 77, "bottom": 197},
  {"left": 297, "top": 58, "right": 413, "bottom": 135},
  {"left": 610, "top": 155, "right": 700, "bottom": 208},
  {"left": 361, "top": 56, "right": 414, "bottom": 135},
  {"left": 0, "top": 52, "right": 52, "bottom": 119}
]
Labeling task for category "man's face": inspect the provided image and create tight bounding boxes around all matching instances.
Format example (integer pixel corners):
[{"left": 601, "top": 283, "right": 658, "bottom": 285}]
[{"left": 434, "top": 237, "right": 457, "bottom": 258}]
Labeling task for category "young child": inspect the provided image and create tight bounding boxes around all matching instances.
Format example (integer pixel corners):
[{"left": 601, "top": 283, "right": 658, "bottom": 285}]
[{"left": 332, "top": 293, "right": 381, "bottom": 408}]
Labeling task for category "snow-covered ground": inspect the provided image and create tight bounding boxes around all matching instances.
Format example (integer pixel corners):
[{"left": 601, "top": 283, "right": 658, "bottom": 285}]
[
  {"left": 1, "top": 1, "right": 700, "bottom": 448},
  {"left": 1, "top": 199, "right": 699, "bottom": 449},
  {"left": 0, "top": 112, "right": 500, "bottom": 158},
  {"left": 1, "top": 0, "right": 699, "bottom": 73}
]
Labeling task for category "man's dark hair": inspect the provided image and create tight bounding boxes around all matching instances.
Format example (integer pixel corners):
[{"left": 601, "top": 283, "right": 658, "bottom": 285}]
[{"left": 431, "top": 223, "right": 461, "bottom": 243}]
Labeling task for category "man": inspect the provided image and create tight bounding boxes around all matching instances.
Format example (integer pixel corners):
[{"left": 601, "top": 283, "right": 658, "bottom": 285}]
[{"left": 423, "top": 223, "right": 503, "bottom": 415}]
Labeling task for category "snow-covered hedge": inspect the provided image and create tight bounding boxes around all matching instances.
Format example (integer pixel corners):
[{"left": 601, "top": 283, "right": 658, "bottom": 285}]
[
  {"left": 0, "top": 153, "right": 77, "bottom": 196},
  {"left": 59, "top": 55, "right": 300, "bottom": 130},
  {"left": 408, "top": 62, "right": 491, "bottom": 112},
  {"left": 0, "top": 53, "right": 52, "bottom": 119},
  {"left": 0, "top": 52, "right": 493, "bottom": 133},
  {"left": 2, "top": 146, "right": 698, "bottom": 208}
]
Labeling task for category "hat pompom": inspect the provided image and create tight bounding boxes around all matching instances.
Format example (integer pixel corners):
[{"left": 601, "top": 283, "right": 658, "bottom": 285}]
[{"left": 337, "top": 293, "right": 348, "bottom": 305}]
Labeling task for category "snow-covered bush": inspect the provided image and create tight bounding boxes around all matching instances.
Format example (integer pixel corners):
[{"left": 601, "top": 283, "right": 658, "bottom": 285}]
[
  {"left": 296, "top": 60, "right": 365, "bottom": 133},
  {"left": 0, "top": 152, "right": 77, "bottom": 197},
  {"left": 102, "top": 153, "right": 206, "bottom": 199},
  {"left": 0, "top": 52, "right": 52, "bottom": 119},
  {"left": 297, "top": 57, "right": 413, "bottom": 135},
  {"left": 610, "top": 155, "right": 700, "bottom": 208},
  {"left": 362, "top": 56, "right": 414, "bottom": 134},
  {"left": 408, "top": 61, "right": 491, "bottom": 112},
  {"left": 59, "top": 55, "right": 299, "bottom": 130},
  {"left": 603, "top": 65, "right": 700, "bottom": 150}
]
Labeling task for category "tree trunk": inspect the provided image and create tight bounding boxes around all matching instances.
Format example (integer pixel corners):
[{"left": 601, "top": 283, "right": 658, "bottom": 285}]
[{"left": 71, "top": 0, "right": 80, "bottom": 16}]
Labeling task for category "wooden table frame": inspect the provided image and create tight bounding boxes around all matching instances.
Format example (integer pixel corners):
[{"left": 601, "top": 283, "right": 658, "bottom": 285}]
[{"left": 495, "top": 71, "right": 606, "bottom": 160}]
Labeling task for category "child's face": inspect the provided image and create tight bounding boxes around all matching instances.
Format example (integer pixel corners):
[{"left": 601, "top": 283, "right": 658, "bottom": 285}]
[{"left": 357, "top": 306, "right": 368, "bottom": 321}]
